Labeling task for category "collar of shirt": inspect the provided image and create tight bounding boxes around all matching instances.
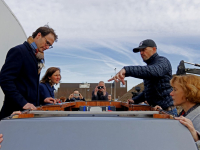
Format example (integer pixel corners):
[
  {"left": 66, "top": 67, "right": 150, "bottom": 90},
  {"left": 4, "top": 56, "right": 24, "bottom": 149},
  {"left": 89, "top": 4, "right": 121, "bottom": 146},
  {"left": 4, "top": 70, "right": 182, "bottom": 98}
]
[
  {"left": 179, "top": 103, "right": 200, "bottom": 117},
  {"left": 144, "top": 53, "right": 158, "bottom": 64}
]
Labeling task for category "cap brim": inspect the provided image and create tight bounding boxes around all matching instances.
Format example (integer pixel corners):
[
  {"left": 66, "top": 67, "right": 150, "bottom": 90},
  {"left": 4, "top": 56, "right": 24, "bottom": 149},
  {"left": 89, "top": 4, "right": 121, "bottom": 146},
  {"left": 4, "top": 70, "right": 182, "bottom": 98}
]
[{"left": 133, "top": 46, "right": 147, "bottom": 53}]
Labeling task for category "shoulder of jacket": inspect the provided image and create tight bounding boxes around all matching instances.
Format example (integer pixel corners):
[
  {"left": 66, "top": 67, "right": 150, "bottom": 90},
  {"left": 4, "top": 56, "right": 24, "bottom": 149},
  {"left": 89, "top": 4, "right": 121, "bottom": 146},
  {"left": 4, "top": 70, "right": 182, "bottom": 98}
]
[
  {"left": 39, "top": 83, "right": 46, "bottom": 88},
  {"left": 10, "top": 42, "right": 30, "bottom": 54},
  {"left": 156, "top": 55, "right": 170, "bottom": 61},
  {"left": 186, "top": 107, "right": 200, "bottom": 120},
  {"left": 153, "top": 56, "right": 170, "bottom": 65}
]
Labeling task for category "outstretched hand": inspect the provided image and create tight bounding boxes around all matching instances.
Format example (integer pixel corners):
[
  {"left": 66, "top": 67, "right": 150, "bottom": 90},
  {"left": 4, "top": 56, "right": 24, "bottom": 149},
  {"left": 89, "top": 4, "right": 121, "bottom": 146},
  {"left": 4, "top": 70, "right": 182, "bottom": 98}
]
[
  {"left": 127, "top": 99, "right": 134, "bottom": 104},
  {"left": 108, "top": 68, "right": 126, "bottom": 85},
  {"left": 152, "top": 105, "right": 162, "bottom": 111},
  {"left": 175, "top": 116, "right": 199, "bottom": 142},
  {"left": 79, "top": 93, "right": 83, "bottom": 99},
  {"left": 0, "top": 134, "right": 3, "bottom": 148},
  {"left": 94, "top": 86, "right": 98, "bottom": 95},
  {"left": 23, "top": 103, "right": 37, "bottom": 110},
  {"left": 69, "top": 94, "right": 73, "bottom": 99},
  {"left": 44, "top": 97, "right": 56, "bottom": 104},
  {"left": 56, "top": 99, "right": 61, "bottom": 103},
  {"left": 11, "top": 111, "right": 22, "bottom": 115}
]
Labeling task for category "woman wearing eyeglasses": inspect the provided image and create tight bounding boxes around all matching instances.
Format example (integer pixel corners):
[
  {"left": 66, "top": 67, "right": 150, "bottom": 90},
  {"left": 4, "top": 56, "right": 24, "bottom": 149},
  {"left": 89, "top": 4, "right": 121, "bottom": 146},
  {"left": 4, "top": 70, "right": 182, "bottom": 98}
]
[{"left": 39, "top": 67, "right": 61, "bottom": 105}]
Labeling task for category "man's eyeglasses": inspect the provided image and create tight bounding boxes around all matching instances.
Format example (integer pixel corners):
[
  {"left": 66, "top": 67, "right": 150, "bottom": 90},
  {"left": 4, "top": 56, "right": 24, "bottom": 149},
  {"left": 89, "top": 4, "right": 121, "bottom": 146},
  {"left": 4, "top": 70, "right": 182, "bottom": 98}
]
[{"left": 43, "top": 36, "right": 53, "bottom": 49}]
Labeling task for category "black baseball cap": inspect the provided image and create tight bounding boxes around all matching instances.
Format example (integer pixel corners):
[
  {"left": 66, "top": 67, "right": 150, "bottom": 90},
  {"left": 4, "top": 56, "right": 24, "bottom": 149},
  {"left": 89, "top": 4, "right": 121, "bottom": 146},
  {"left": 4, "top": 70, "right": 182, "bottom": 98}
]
[{"left": 133, "top": 39, "right": 157, "bottom": 53}]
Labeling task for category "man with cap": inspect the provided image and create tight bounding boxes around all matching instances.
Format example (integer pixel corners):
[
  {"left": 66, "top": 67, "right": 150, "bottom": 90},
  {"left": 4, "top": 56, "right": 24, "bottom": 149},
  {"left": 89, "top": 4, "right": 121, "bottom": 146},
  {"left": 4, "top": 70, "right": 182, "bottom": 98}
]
[{"left": 108, "top": 39, "right": 177, "bottom": 115}]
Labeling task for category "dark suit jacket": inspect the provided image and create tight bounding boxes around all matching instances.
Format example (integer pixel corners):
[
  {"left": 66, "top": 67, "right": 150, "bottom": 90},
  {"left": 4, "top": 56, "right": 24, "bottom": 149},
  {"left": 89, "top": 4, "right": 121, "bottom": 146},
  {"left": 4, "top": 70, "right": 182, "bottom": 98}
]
[
  {"left": 39, "top": 83, "right": 55, "bottom": 105},
  {"left": 0, "top": 42, "right": 39, "bottom": 119}
]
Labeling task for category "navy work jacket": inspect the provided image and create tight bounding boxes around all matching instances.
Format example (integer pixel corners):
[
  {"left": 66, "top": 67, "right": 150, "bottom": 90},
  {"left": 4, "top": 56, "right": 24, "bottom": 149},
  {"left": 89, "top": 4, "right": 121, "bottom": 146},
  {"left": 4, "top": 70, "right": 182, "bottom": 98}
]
[{"left": 124, "top": 53, "right": 174, "bottom": 110}]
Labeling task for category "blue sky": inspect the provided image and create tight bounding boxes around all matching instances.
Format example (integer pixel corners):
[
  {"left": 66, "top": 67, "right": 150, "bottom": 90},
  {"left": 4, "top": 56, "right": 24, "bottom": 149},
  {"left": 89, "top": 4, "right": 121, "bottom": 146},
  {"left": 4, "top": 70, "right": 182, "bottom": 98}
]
[{"left": 4, "top": 0, "right": 200, "bottom": 91}]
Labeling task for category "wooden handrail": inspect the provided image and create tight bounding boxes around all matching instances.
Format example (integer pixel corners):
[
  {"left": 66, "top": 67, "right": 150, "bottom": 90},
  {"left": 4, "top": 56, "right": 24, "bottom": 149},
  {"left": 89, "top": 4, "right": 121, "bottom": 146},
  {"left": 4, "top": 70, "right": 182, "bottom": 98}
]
[
  {"left": 9, "top": 101, "right": 174, "bottom": 119},
  {"left": 71, "top": 101, "right": 122, "bottom": 108},
  {"left": 36, "top": 102, "right": 76, "bottom": 111},
  {"left": 121, "top": 103, "right": 152, "bottom": 111}
]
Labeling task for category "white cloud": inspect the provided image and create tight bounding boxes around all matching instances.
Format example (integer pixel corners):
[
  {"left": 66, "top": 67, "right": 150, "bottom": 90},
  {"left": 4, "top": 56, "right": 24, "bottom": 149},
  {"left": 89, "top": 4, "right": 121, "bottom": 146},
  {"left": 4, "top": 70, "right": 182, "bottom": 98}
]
[
  {"left": 4, "top": 0, "right": 200, "bottom": 39},
  {"left": 159, "top": 44, "right": 200, "bottom": 62},
  {"left": 3, "top": 0, "right": 200, "bottom": 91}
]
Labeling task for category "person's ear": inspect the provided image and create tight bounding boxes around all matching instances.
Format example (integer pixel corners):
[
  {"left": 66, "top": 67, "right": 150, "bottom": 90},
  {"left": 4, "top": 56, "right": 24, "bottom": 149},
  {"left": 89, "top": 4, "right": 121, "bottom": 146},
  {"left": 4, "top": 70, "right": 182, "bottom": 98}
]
[
  {"left": 35, "top": 32, "right": 41, "bottom": 39},
  {"left": 153, "top": 47, "right": 157, "bottom": 53}
]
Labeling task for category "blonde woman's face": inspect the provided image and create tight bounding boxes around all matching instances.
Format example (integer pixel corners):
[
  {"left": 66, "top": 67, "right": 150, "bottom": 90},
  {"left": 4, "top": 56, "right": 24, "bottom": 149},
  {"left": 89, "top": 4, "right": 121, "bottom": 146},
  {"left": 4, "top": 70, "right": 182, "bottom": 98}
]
[{"left": 170, "top": 81, "right": 187, "bottom": 106}]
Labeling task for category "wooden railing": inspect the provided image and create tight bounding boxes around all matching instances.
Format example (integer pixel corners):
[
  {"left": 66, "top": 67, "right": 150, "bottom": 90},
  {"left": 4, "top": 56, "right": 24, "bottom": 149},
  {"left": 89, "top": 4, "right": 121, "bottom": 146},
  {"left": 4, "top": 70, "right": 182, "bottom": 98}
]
[{"left": 9, "top": 101, "right": 172, "bottom": 119}]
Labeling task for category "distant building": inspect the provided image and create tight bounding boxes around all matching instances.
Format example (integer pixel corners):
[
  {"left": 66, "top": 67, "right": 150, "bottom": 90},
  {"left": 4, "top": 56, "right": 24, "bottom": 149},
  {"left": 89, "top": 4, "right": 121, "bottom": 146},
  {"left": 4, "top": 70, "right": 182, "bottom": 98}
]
[{"left": 56, "top": 80, "right": 127, "bottom": 101}]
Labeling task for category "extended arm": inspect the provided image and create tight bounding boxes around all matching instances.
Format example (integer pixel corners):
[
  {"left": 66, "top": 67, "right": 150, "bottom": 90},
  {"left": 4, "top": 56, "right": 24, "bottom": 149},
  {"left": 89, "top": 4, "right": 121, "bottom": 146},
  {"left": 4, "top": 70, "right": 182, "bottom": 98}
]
[
  {"left": 175, "top": 116, "right": 199, "bottom": 142},
  {"left": 92, "top": 91, "right": 98, "bottom": 100},
  {"left": 132, "top": 91, "right": 145, "bottom": 104},
  {"left": 39, "top": 84, "right": 56, "bottom": 104},
  {"left": 100, "top": 92, "right": 108, "bottom": 100},
  {"left": 124, "top": 57, "right": 171, "bottom": 79},
  {"left": 0, "top": 134, "right": 3, "bottom": 148}
]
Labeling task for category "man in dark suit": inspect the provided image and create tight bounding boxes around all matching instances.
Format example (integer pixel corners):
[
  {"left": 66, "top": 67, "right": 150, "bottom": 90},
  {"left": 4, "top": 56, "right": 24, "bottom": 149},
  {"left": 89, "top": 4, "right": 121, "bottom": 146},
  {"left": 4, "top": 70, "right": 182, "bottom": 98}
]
[{"left": 0, "top": 25, "right": 58, "bottom": 119}]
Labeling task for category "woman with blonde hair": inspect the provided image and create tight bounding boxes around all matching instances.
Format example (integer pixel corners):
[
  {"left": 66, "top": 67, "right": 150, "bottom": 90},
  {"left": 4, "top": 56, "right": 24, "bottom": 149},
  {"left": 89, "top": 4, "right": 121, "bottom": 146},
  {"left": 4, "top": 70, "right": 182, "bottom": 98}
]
[{"left": 170, "top": 75, "right": 200, "bottom": 148}]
